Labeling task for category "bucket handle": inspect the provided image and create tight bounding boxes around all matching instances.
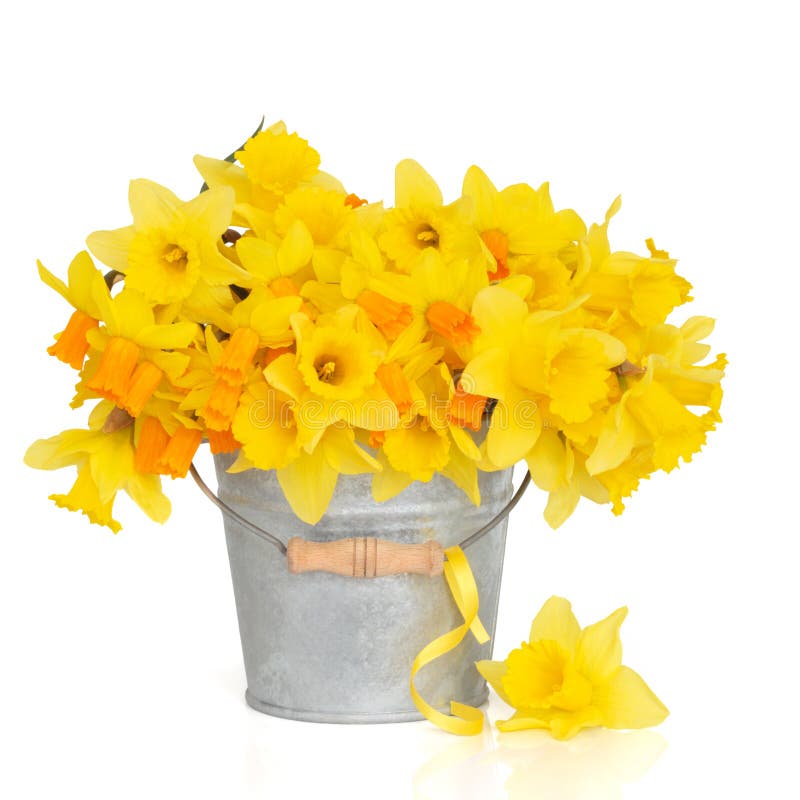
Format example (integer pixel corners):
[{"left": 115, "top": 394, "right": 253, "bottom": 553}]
[{"left": 189, "top": 462, "right": 530, "bottom": 577}]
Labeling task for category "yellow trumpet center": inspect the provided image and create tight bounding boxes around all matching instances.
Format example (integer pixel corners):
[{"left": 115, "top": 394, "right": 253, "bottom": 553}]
[
  {"left": 162, "top": 244, "right": 188, "bottom": 273},
  {"left": 316, "top": 360, "right": 337, "bottom": 382},
  {"left": 416, "top": 224, "right": 440, "bottom": 247}
]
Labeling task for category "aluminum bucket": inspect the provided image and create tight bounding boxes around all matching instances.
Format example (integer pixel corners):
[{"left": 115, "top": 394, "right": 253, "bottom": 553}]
[{"left": 213, "top": 452, "right": 514, "bottom": 723}]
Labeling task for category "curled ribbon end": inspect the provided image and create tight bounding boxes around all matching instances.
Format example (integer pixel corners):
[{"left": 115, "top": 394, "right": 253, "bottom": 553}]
[{"left": 409, "top": 545, "right": 489, "bottom": 736}]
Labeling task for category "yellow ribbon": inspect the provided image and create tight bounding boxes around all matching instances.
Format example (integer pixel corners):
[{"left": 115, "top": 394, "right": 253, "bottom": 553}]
[{"left": 409, "top": 545, "right": 489, "bottom": 736}]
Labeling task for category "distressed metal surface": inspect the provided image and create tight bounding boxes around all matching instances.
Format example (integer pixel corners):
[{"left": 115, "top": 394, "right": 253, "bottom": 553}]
[{"left": 214, "top": 453, "right": 513, "bottom": 723}]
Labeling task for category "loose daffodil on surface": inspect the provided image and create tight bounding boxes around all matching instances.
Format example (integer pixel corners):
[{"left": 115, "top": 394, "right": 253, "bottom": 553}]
[
  {"left": 26, "top": 119, "right": 724, "bottom": 531},
  {"left": 477, "top": 597, "right": 668, "bottom": 740}
]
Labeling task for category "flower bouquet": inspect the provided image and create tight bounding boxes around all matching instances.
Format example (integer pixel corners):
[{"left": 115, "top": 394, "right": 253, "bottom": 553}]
[{"left": 25, "top": 120, "right": 725, "bottom": 735}]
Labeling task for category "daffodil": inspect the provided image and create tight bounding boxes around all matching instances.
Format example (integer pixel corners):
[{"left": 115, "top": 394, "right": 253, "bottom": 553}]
[
  {"left": 27, "top": 121, "right": 725, "bottom": 533},
  {"left": 372, "top": 363, "right": 482, "bottom": 504},
  {"left": 194, "top": 122, "right": 344, "bottom": 231},
  {"left": 586, "top": 320, "right": 726, "bottom": 486},
  {"left": 378, "top": 160, "right": 482, "bottom": 272},
  {"left": 87, "top": 179, "right": 248, "bottom": 308},
  {"left": 368, "top": 248, "right": 488, "bottom": 354},
  {"left": 576, "top": 201, "right": 692, "bottom": 327},
  {"left": 37, "top": 251, "right": 110, "bottom": 370},
  {"left": 462, "top": 284, "right": 627, "bottom": 469},
  {"left": 525, "top": 429, "right": 610, "bottom": 528},
  {"left": 78, "top": 288, "right": 198, "bottom": 416},
  {"left": 274, "top": 186, "right": 356, "bottom": 276},
  {"left": 264, "top": 306, "right": 398, "bottom": 449},
  {"left": 477, "top": 596, "right": 668, "bottom": 740},
  {"left": 340, "top": 228, "right": 391, "bottom": 300},
  {"left": 229, "top": 373, "right": 381, "bottom": 524},
  {"left": 234, "top": 219, "right": 314, "bottom": 288},
  {"left": 461, "top": 166, "right": 586, "bottom": 281},
  {"left": 24, "top": 403, "right": 172, "bottom": 531}
]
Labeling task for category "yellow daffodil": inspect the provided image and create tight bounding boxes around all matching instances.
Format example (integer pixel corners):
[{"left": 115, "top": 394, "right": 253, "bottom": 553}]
[
  {"left": 24, "top": 403, "right": 172, "bottom": 531},
  {"left": 234, "top": 219, "right": 314, "bottom": 287},
  {"left": 373, "top": 363, "right": 482, "bottom": 504},
  {"left": 586, "top": 321, "right": 726, "bottom": 483},
  {"left": 462, "top": 284, "right": 626, "bottom": 469},
  {"left": 264, "top": 306, "right": 398, "bottom": 450},
  {"left": 576, "top": 203, "right": 692, "bottom": 327},
  {"left": 378, "top": 159, "right": 482, "bottom": 272},
  {"left": 27, "top": 121, "right": 725, "bottom": 532},
  {"left": 87, "top": 178, "right": 248, "bottom": 307},
  {"left": 229, "top": 373, "right": 381, "bottom": 524},
  {"left": 274, "top": 186, "right": 355, "bottom": 278},
  {"left": 368, "top": 248, "right": 488, "bottom": 354},
  {"left": 194, "top": 122, "right": 344, "bottom": 230},
  {"left": 462, "top": 166, "right": 586, "bottom": 281},
  {"left": 78, "top": 288, "right": 197, "bottom": 416},
  {"left": 37, "top": 251, "right": 108, "bottom": 369},
  {"left": 340, "top": 228, "right": 391, "bottom": 300},
  {"left": 477, "top": 597, "right": 668, "bottom": 740},
  {"left": 525, "top": 429, "right": 610, "bottom": 528}
]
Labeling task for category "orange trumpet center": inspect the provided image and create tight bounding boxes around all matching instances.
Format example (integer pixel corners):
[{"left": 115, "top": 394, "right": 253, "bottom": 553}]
[
  {"left": 202, "top": 380, "right": 244, "bottom": 432},
  {"left": 344, "top": 193, "right": 368, "bottom": 208},
  {"left": 481, "top": 229, "right": 510, "bottom": 281},
  {"left": 86, "top": 337, "right": 140, "bottom": 404},
  {"left": 155, "top": 426, "right": 203, "bottom": 479},
  {"left": 214, "top": 327, "right": 260, "bottom": 386},
  {"left": 376, "top": 362, "right": 413, "bottom": 415},
  {"left": 47, "top": 309, "right": 98, "bottom": 370},
  {"left": 357, "top": 290, "right": 413, "bottom": 339},
  {"left": 448, "top": 385, "right": 488, "bottom": 431},
  {"left": 134, "top": 417, "right": 171, "bottom": 474},
  {"left": 122, "top": 362, "right": 163, "bottom": 417},
  {"left": 206, "top": 428, "right": 241, "bottom": 455},
  {"left": 425, "top": 301, "right": 481, "bottom": 346},
  {"left": 368, "top": 430, "right": 386, "bottom": 449}
]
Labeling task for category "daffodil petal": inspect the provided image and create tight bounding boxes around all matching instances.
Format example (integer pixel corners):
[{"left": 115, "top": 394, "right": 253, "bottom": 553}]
[
  {"left": 396, "top": 159, "right": 442, "bottom": 208},
  {"left": 471, "top": 285, "right": 528, "bottom": 351},
  {"left": 486, "top": 394, "right": 541, "bottom": 468},
  {"left": 371, "top": 451, "right": 413, "bottom": 503},
  {"left": 496, "top": 709, "right": 552, "bottom": 733},
  {"left": 544, "top": 482, "right": 581, "bottom": 529},
  {"left": 36, "top": 260, "right": 70, "bottom": 302},
  {"left": 264, "top": 353, "right": 305, "bottom": 401},
  {"left": 593, "top": 666, "right": 669, "bottom": 730},
  {"left": 575, "top": 606, "right": 628, "bottom": 683},
  {"left": 86, "top": 225, "right": 135, "bottom": 272},
  {"left": 183, "top": 185, "right": 234, "bottom": 238},
  {"left": 125, "top": 472, "right": 171, "bottom": 523},
  {"left": 460, "top": 347, "right": 510, "bottom": 400},
  {"left": 526, "top": 429, "right": 569, "bottom": 491},
  {"left": 136, "top": 322, "right": 198, "bottom": 350},
  {"left": 529, "top": 596, "right": 581, "bottom": 652},
  {"left": 322, "top": 427, "right": 380, "bottom": 475},
  {"left": 474, "top": 659, "right": 513, "bottom": 706},
  {"left": 548, "top": 707, "right": 605, "bottom": 740},
  {"left": 129, "top": 178, "right": 182, "bottom": 230},
  {"left": 277, "top": 447, "right": 338, "bottom": 525},
  {"left": 441, "top": 444, "right": 480, "bottom": 505}
]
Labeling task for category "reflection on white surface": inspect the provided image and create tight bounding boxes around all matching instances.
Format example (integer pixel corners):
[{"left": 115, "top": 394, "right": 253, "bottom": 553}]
[
  {"left": 412, "top": 727, "right": 504, "bottom": 799},
  {"left": 489, "top": 728, "right": 667, "bottom": 800},
  {"left": 412, "top": 724, "right": 667, "bottom": 800},
  {"left": 235, "top": 696, "right": 665, "bottom": 800}
]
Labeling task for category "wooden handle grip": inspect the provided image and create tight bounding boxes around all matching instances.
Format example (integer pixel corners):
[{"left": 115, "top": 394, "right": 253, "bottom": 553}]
[{"left": 287, "top": 537, "right": 444, "bottom": 578}]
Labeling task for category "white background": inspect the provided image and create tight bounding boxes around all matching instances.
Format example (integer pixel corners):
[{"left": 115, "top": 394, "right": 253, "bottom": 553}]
[{"left": 1, "top": 2, "right": 797, "bottom": 798}]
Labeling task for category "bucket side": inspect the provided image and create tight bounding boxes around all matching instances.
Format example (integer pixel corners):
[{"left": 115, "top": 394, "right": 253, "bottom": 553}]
[{"left": 214, "top": 455, "right": 513, "bottom": 723}]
